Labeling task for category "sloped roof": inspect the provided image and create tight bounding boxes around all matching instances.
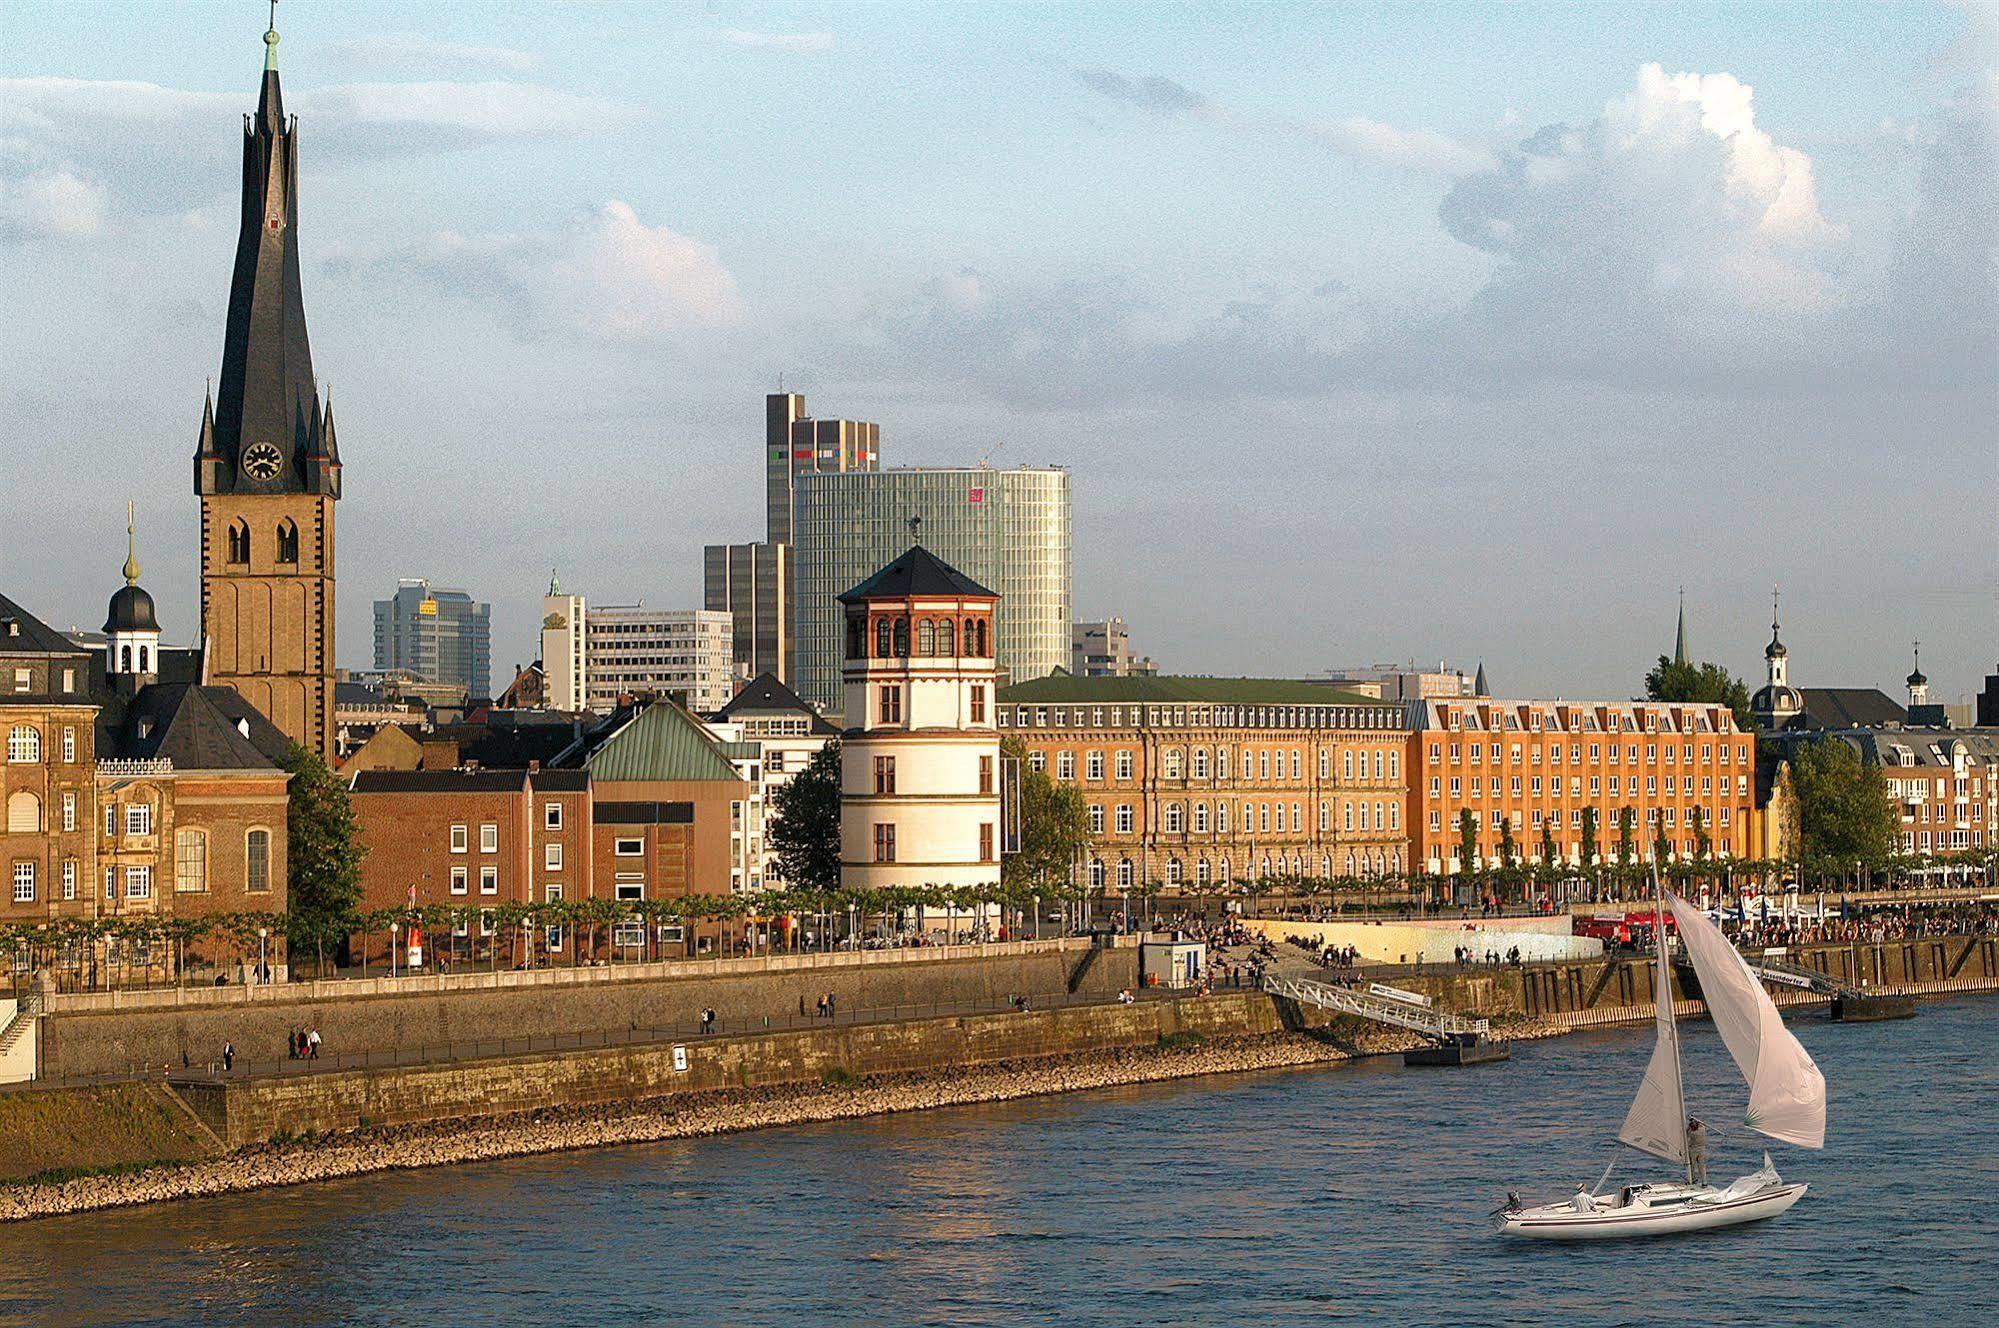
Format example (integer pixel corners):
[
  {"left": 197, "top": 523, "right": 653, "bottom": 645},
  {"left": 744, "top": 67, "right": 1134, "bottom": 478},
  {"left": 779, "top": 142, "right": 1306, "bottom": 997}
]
[
  {"left": 714, "top": 671, "right": 840, "bottom": 734},
  {"left": 558, "top": 699, "right": 743, "bottom": 783},
  {"left": 1798, "top": 688, "right": 1907, "bottom": 730},
  {"left": 0, "top": 592, "right": 86, "bottom": 657},
  {"left": 596, "top": 800, "right": 694, "bottom": 825},
  {"left": 353, "top": 769, "right": 530, "bottom": 794},
  {"left": 998, "top": 674, "right": 1389, "bottom": 708},
  {"left": 837, "top": 545, "right": 997, "bottom": 603},
  {"left": 113, "top": 685, "right": 285, "bottom": 771}
]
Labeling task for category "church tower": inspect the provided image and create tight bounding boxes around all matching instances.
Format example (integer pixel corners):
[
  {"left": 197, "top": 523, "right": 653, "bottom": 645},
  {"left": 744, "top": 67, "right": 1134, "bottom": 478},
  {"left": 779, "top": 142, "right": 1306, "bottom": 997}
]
[{"left": 195, "top": 16, "right": 339, "bottom": 759}]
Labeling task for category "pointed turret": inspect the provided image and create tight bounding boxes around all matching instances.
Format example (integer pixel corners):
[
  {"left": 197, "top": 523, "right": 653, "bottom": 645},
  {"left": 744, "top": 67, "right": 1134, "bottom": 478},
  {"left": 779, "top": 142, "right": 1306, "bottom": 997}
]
[
  {"left": 1906, "top": 641, "right": 1929, "bottom": 707},
  {"left": 1673, "top": 589, "right": 1689, "bottom": 667},
  {"left": 198, "top": 12, "right": 329, "bottom": 498},
  {"left": 1474, "top": 661, "right": 1490, "bottom": 697},
  {"left": 193, "top": 383, "right": 223, "bottom": 490}
]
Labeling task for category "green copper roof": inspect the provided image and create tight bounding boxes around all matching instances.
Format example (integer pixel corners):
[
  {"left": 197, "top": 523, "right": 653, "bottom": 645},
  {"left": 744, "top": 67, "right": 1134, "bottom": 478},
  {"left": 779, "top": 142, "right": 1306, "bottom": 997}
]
[
  {"left": 998, "top": 674, "right": 1391, "bottom": 708},
  {"left": 582, "top": 701, "right": 744, "bottom": 783}
]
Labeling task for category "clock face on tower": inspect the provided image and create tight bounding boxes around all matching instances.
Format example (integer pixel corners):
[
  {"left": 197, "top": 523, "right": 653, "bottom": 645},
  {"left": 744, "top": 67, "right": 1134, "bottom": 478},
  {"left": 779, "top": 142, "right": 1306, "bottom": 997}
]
[{"left": 242, "top": 442, "right": 284, "bottom": 481}]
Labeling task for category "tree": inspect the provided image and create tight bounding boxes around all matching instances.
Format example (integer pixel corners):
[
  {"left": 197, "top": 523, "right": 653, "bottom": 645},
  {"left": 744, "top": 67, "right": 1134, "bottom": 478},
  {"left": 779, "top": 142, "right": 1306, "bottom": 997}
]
[
  {"left": 282, "top": 742, "right": 364, "bottom": 976},
  {"left": 1580, "top": 806, "right": 1600, "bottom": 867},
  {"left": 1645, "top": 656, "right": 1754, "bottom": 732},
  {"left": 1616, "top": 807, "right": 1637, "bottom": 866},
  {"left": 1691, "top": 805, "right": 1712, "bottom": 860},
  {"left": 1002, "top": 738, "right": 1092, "bottom": 902},
  {"left": 1458, "top": 809, "right": 1478, "bottom": 876},
  {"left": 1788, "top": 738, "right": 1897, "bottom": 876},
  {"left": 768, "top": 741, "right": 842, "bottom": 893},
  {"left": 1539, "top": 822, "right": 1559, "bottom": 877}
]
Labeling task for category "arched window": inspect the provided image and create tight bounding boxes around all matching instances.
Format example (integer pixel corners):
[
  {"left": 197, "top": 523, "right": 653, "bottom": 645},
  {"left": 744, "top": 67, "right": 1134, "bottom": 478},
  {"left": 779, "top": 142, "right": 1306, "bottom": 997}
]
[
  {"left": 1164, "top": 858, "right": 1182, "bottom": 886},
  {"left": 246, "top": 829, "right": 271, "bottom": 893},
  {"left": 276, "top": 519, "right": 299, "bottom": 564},
  {"left": 175, "top": 829, "right": 208, "bottom": 894},
  {"left": 892, "top": 618, "right": 909, "bottom": 657},
  {"left": 119, "top": 645, "right": 132, "bottom": 673},
  {"left": 138, "top": 646, "right": 149, "bottom": 674},
  {"left": 975, "top": 619, "right": 988, "bottom": 657},
  {"left": 6, "top": 791, "right": 41, "bottom": 833},
  {"left": 1163, "top": 803, "right": 1183, "bottom": 834},
  {"left": 1196, "top": 857, "right": 1211, "bottom": 885},
  {"left": 936, "top": 618, "right": 955, "bottom": 656},
  {"left": 917, "top": 619, "right": 935, "bottom": 656},
  {"left": 227, "top": 520, "right": 250, "bottom": 564},
  {"left": 1163, "top": 748, "right": 1182, "bottom": 779},
  {"left": 875, "top": 619, "right": 892, "bottom": 658},
  {"left": 7, "top": 725, "right": 40, "bottom": 763}
]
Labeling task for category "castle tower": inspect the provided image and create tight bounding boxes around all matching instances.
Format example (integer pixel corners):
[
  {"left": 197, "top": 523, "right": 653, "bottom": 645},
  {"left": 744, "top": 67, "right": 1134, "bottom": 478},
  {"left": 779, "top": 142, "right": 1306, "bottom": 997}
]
[
  {"left": 836, "top": 541, "right": 1001, "bottom": 894},
  {"left": 105, "top": 504, "right": 160, "bottom": 693},
  {"left": 194, "top": 16, "right": 339, "bottom": 758}
]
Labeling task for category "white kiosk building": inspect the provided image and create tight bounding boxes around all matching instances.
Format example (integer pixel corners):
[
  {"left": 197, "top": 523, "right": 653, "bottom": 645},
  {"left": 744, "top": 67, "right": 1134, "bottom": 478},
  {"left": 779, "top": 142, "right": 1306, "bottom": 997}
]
[{"left": 838, "top": 543, "right": 1003, "bottom": 896}]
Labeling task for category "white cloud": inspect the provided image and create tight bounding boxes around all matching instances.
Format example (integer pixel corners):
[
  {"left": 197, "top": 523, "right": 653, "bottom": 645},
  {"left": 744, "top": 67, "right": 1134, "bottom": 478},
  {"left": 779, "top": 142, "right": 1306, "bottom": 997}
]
[
  {"left": 330, "top": 201, "right": 743, "bottom": 342},
  {"left": 1307, "top": 116, "right": 1496, "bottom": 175},
  {"left": 719, "top": 30, "right": 835, "bottom": 53},
  {"left": 0, "top": 169, "right": 107, "bottom": 240},
  {"left": 328, "top": 34, "right": 542, "bottom": 75}
]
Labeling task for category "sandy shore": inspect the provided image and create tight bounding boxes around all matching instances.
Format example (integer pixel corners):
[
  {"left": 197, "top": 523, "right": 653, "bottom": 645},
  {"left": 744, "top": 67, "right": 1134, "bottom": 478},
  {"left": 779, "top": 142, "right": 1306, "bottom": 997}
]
[{"left": 0, "top": 1014, "right": 1574, "bottom": 1223}]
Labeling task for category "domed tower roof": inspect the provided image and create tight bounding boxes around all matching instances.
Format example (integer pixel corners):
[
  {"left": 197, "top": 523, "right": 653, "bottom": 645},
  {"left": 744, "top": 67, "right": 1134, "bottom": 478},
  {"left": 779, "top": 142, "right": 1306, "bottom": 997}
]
[
  {"left": 1906, "top": 641, "right": 1927, "bottom": 688},
  {"left": 104, "top": 506, "right": 159, "bottom": 633},
  {"left": 1764, "top": 587, "right": 1787, "bottom": 658}
]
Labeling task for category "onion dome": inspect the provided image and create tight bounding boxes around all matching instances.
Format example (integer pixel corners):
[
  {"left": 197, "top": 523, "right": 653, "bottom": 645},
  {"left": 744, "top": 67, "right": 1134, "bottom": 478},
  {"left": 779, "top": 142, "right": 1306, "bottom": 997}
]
[{"left": 104, "top": 511, "right": 158, "bottom": 632}]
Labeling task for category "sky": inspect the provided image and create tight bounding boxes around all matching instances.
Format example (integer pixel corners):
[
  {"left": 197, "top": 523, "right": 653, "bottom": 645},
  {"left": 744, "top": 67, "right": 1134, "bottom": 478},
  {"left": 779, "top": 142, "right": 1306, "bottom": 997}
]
[{"left": 2, "top": 1, "right": 1994, "bottom": 706}]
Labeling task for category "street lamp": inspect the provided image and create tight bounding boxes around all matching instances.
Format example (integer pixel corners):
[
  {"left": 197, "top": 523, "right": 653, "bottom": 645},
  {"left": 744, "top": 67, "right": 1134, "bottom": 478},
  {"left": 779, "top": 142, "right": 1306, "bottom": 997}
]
[
  {"left": 390, "top": 922, "right": 401, "bottom": 978},
  {"left": 257, "top": 927, "right": 268, "bottom": 985}
]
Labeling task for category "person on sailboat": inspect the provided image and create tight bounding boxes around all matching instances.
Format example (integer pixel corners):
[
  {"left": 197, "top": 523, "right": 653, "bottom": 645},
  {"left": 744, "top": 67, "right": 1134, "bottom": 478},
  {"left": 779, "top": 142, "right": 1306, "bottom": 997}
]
[
  {"left": 1686, "top": 1117, "right": 1709, "bottom": 1186},
  {"left": 1570, "top": 1184, "right": 1598, "bottom": 1213}
]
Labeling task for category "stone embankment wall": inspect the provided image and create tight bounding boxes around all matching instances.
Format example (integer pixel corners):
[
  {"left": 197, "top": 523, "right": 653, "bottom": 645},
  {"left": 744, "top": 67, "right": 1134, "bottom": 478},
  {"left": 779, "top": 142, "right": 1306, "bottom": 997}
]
[
  {"left": 179, "top": 991, "right": 1281, "bottom": 1148},
  {"left": 40, "top": 943, "right": 1138, "bottom": 1080}
]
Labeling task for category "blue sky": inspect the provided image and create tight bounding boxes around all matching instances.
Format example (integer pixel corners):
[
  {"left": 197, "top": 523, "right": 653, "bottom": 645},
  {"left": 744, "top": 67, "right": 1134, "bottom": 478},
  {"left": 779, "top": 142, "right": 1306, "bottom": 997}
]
[{"left": 2, "top": 1, "right": 1993, "bottom": 703}]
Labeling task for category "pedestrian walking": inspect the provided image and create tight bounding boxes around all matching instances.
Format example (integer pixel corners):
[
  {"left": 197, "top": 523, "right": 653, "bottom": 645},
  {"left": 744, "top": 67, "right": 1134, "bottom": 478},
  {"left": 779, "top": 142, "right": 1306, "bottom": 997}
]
[
  {"left": 307, "top": 1028, "right": 321, "bottom": 1059},
  {"left": 222, "top": 1041, "right": 235, "bottom": 1073},
  {"left": 826, "top": 992, "right": 836, "bottom": 1020}
]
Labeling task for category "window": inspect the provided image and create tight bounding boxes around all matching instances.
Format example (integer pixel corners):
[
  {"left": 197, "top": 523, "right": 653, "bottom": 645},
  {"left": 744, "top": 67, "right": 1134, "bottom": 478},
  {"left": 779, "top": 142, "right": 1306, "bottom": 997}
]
[
  {"left": 61, "top": 860, "right": 76, "bottom": 901},
  {"left": 1164, "top": 803, "right": 1183, "bottom": 834},
  {"left": 1193, "top": 748, "right": 1210, "bottom": 779},
  {"left": 246, "top": 829, "right": 270, "bottom": 893},
  {"left": 126, "top": 802, "right": 151, "bottom": 836},
  {"left": 1292, "top": 752, "right": 1303, "bottom": 779},
  {"left": 276, "top": 518, "right": 299, "bottom": 564},
  {"left": 1216, "top": 802, "right": 1229, "bottom": 834},
  {"left": 874, "top": 755, "right": 897, "bottom": 795},
  {"left": 1088, "top": 860, "right": 1106, "bottom": 890},
  {"left": 7, "top": 725, "right": 40, "bottom": 763},
  {"left": 1056, "top": 752, "right": 1075, "bottom": 781},
  {"left": 979, "top": 755, "right": 994, "bottom": 795},
  {"left": 1117, "top": 860, "right": 1134, "bottom": 889},
  {"left": 1090, "top": 803, "right": 1105, "bottom": 835},
  {"left": 450, "top": 823, "right": 468, "bottom": 853},
  {"left": 615, "top": 873, "right": 645, "bottom": 901},
  {"left": 1193, "top": 803, "right": 1210, "bottom": 834},
  {"left": 544, "top": 842, "right": 563, "bottom": 871},
  {"left": 979, "top": 823, "right": 994, "bottom": 863},
  {"left": 1115, "top": 805, "right": 1134, "bottom": 834},
  {"left": 545, "top": 802, "right": 563, "bottom": 830},
  {"left": 1164, "top": 749, "right": 1182, "bottom": 779},
  {"left": 938, "top": 619, "right": 956, "bottom": 656},
  {"left": 450, "top": 866, "right": 469, "bottom": 895},
  {"left": 479, "top": 823, "right": 499, "bottom": 853},
  {"left": 1319, "top": 750, "right": 1331, "bottom": 779},
  {"left": 878, "top": 685, "right": 903, "bottom": 725},
  {"left": 105, "top": 802, "right": 117, "bottom": 837},
  {"left": 1319, "top": 803, "right": 1331, "bottom": 832},
  {"left": 970, "top": 685, "right": 986, "bottom": 724},
  {"left": 60, "top": 791, "right": 75, "bottom": 832},
  {"left": 1217, "top": 749, "right": 1230, "bottom": 780},
  {"left": 875, "top": 618, "right": 892, "bottom": 657},
  {"left": 61, "top": 728, "right": 75, "bottom": 763},
  {"left": 6, "top": 792, "right": 40, "bottom": 834},
  {"left": 1086, "top": 750, "right": 1105, "bottom": 781},
  {"left": 917, "top": 619, "right": 935, "bottom": 656},
  {"left": 1258, "top": 751, "right": 1271, "bottom": 780},
  {"left": 226, "top": 520, "right": 249, "bottom": 564},
  {"left": 615, "top": 837, "right": 644, "bottom": 856},
  {"left": 479, "top": 865, "right": 498, "bottom": 895},
  {"left": 873, "top": 822, "right": 897, "bottom": 863},
  {"left": 12, "top": 862, "right": 34, "bottom": 903},
  {"left": 125, "top": 865, "right": 152, "bottom": 900},
  {"left": 1115, "top": 751, "right": 1134, "bottom": 781},
  {"left": 175, "top": 829, "right": 207, "bottom": 893}
]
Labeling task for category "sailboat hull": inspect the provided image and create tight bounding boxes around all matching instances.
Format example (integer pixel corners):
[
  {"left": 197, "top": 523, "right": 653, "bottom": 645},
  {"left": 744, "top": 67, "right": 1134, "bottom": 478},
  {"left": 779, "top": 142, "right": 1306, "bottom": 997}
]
[{"left": 1496, "top": 1180, "right": 1807, "bottom": 1240}]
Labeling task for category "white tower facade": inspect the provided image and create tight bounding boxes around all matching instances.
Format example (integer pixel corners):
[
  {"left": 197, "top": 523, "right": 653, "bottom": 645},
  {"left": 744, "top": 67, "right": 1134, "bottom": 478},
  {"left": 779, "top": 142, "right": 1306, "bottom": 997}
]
[
  {"left": 837, "top": 545, "right": 1002, "bottom": 893},
  {"left": 541, "top": 575, "right": 588, "bottom": 713}
]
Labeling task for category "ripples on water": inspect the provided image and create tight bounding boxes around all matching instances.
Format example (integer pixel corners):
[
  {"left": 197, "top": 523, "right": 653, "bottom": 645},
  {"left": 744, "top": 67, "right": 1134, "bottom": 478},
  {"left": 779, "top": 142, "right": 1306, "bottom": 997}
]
[{"left": 3, "top": 998, "right": 1993, "bottom": 1328}]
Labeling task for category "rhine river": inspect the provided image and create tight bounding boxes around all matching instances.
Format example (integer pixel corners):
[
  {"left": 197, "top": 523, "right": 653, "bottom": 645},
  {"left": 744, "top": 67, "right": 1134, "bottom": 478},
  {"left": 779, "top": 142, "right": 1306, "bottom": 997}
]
[{"left": 4, "top": 997, "right": 1992, "bottom": 1328}]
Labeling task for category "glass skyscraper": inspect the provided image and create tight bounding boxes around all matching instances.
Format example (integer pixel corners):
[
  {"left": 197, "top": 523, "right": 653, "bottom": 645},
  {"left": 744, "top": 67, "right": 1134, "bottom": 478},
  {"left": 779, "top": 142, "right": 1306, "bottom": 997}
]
[
  {"left": 372, "top": 580, "right": 492, "bottom": 698},
  {"left": 791, "top": 467, "right": 1071, "bottom": 717}
]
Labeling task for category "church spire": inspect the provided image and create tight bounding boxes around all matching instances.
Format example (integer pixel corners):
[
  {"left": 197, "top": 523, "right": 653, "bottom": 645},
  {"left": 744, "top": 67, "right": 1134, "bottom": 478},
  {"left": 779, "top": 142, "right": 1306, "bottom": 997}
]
[
  {"left": 1673, "top": 587, "right": 1688, "bottom": 667},
  {"left": 199, "top": 4, "right": 329, "bottom": 499}
]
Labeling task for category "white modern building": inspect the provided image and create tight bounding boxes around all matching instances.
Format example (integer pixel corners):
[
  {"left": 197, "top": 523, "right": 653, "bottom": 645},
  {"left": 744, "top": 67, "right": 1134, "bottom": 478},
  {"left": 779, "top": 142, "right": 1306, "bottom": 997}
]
[
  {"left": 701, "top": 672, "right": 841, "bottom": 892},
  {"left": 538, "top": 582, "right": 733, "bottom": 715},
  {"left": 837, "top": 546, "right": 1003, "bottom": 896}
]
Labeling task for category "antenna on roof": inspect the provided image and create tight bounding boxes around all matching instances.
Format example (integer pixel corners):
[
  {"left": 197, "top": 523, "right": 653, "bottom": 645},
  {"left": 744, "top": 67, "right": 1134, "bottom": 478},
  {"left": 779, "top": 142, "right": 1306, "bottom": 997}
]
[{"left": 907, "top": 514, "right": 922, "bottom": 545}]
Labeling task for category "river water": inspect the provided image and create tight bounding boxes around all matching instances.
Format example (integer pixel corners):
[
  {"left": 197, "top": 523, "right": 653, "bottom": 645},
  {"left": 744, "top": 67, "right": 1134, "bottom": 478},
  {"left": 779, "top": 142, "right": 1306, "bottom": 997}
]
[{"left": 4, "top": 996, "right": 1993, "bottom": 1328}]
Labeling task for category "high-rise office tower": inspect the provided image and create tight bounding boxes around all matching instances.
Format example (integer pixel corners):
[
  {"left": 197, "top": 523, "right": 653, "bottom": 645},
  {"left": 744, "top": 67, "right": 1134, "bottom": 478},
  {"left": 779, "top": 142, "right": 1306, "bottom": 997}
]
[
  {"left": 704, "top": 392, "right": 879, "bottom": 684},
  {"left": 372, "top": 580, "right": 492, "bottom": 698},
  {"left": 791, "top": 467, "right": 1071, "bottom": 717}
]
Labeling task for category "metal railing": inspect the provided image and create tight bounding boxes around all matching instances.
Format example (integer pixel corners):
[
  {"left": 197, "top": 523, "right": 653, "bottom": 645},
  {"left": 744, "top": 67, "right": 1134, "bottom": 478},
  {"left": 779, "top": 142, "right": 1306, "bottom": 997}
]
[{"left": 1262, "top": 973, "right": 1490, "bottom": 1040}]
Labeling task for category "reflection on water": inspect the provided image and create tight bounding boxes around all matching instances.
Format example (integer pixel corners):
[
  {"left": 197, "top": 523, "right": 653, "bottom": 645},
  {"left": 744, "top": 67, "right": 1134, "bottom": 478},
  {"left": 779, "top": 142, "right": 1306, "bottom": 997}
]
[{"left": 3, "top": 998, "right": 1993, "bottom": 1328}]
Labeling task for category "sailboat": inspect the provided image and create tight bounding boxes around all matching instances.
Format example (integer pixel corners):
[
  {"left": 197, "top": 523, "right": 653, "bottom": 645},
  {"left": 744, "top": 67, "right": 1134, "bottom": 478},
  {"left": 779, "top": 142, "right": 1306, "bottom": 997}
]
[{"left": 1497, "top": 881, "right": 1825, "bottom": 1240}]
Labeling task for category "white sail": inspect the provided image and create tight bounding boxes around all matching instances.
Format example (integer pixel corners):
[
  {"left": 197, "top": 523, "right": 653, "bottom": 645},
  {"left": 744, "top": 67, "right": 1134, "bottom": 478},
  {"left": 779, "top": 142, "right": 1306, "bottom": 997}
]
[
  {"left": 1616, "top": 935, "right": 1688, "bottom": 1163},
  {"left": 1669, "top": 894, "right": 1826, "bottom": 1149}
]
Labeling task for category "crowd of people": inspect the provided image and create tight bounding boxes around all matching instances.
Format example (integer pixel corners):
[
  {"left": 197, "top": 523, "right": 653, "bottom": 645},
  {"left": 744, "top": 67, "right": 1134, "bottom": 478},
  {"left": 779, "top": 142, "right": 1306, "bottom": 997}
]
[{"left": 1727, "top": 900, "right": 1999, "bottom": 948}]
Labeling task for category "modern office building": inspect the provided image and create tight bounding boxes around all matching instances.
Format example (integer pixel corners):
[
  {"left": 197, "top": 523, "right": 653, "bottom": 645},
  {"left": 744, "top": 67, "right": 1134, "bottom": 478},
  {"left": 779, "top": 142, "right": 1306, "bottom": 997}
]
[
  {"left": 541, "top": 578, "right": 588, "bottom": 713},
  {"left": 1072, "top": 619, "right": 1158, "bottom": 678},
  {"left": 575, "top": 606, "right": 734, "bottom": 715},
  {"left": 703, "top": 392, "right": 880, "bottom": 685},
  {"left": 1318, "top": 664, "right": 1476, "bottom": 702},
  {"left": 792, "top": 467, "right": 1071, "bottom": 717},
  {"left": 372, "top": 580, "right": 492, "bottom": 699}
]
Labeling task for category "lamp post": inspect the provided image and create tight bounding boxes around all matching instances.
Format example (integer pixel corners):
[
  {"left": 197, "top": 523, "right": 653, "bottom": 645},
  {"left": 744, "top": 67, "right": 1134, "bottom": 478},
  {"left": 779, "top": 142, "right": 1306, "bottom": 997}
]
[
  {"left": 257, "top": 927, "right": 268, "bottom": 985},
  {"left": 391, "top": 922, "right": 401, "bottom": 979}
]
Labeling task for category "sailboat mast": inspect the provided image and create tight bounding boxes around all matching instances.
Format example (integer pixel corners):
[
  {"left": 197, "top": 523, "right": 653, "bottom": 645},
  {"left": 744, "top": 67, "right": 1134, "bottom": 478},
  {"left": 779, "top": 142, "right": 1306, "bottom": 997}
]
[{"left": 1655, "top": 866, "right": 1691, "bottom": 1184}]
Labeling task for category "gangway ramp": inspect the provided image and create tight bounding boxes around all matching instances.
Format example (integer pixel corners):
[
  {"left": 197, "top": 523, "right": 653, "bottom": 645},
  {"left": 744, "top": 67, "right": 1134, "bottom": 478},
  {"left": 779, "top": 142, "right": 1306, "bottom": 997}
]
[
  {"left": 1262, "top": 975, "right": 1508, "bottom": 1063},
  {"left": 1740, "top": 954, "right": 1914, "bottom": 1022}
]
